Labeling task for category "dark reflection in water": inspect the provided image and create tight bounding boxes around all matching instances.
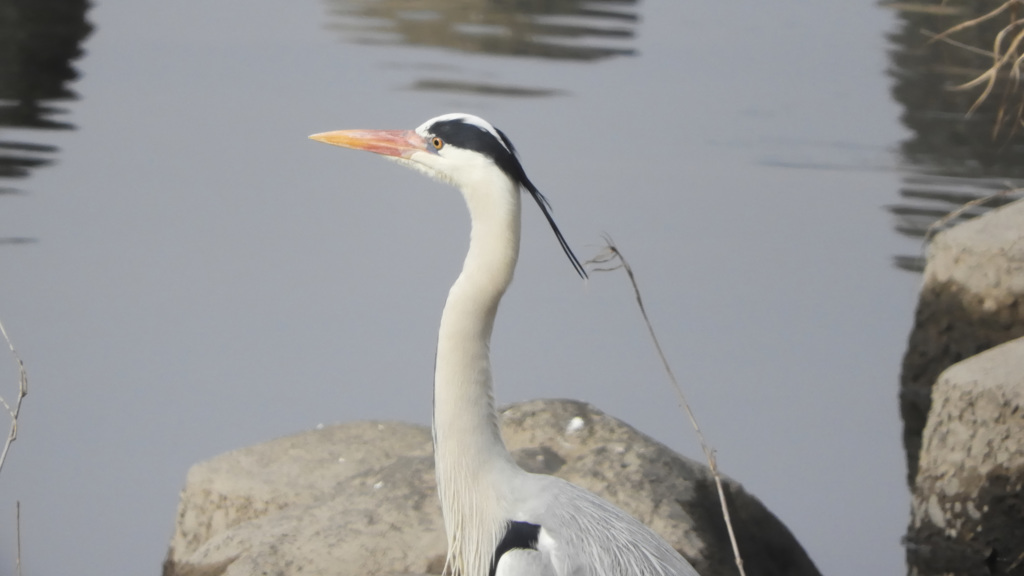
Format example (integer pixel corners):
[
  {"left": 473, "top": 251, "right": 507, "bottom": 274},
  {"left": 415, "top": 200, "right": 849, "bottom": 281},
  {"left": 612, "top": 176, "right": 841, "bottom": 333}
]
[
  {"left": 885, "top": 1, "right": 1024, "bottom": 272},
  {"left": 325, "top": 0, "right": 638, "bottom": 94},
  {"left": 0, "top": 0, "right": 92, "bottom": 207},
  {"left": 410, "top": 79, "right": 564, "bottom": 97},
  {"left": 887, "top": 174, "right": 1022, "bottom": 271}
]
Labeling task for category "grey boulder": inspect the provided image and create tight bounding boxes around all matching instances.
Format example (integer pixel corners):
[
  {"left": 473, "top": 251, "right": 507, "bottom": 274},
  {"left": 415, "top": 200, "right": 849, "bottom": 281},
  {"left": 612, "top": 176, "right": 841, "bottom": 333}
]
[
  {"left": 900, "top": 198, "right": 1024, "bottom": 484},
  {"left": 164, "top": 399, "right": 820, "bottom": 576},
  {"left": 907, "top": 337, "right": 1024, "bottom": 576}
]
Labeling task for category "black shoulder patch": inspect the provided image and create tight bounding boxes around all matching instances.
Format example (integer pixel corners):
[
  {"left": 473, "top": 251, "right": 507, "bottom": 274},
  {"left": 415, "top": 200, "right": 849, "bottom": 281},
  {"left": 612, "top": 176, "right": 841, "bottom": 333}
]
[{"left": 489, "top": 520, "right": 541, "bottom": 576}]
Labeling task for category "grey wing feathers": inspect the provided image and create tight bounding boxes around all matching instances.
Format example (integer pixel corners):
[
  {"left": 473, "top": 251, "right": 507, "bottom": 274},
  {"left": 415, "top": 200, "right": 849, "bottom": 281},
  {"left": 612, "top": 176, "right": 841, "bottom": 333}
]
[{"left": 528, "top": 477, "right": 701, "bottom": 576}]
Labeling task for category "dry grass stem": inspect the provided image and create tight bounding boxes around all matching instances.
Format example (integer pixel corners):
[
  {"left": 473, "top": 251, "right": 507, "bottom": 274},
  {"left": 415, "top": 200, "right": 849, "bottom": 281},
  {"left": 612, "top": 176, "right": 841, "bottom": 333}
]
[
  {"left": 928, "top": 0, "right": 1024, "bottom": 127},
  {"left": 925, "top": 184, "right": 1024, "bottom": 240},
  {"left": 885, "top": 2, "right": 967, "bottom": 15},
  {"left": 951, "top": 20, "right": 1024, "bottom": 115},
  {"left": 926, "top": 0, "right": 1017, "bottom": 46},
  {"left": 586, "top": 237, "right": 746, "bottom": 576},
  {"left": 0, "top": 318, "right": 27, "bottom": 479},
  {"left": 1007, "top": 549, "right": 1024, "bottom": 572},
  {"left": 16, "top": 501, "right": 22, "bottom": 576},
  {"left": 922, "top": 29, "right": 995, "bottom": 57}
]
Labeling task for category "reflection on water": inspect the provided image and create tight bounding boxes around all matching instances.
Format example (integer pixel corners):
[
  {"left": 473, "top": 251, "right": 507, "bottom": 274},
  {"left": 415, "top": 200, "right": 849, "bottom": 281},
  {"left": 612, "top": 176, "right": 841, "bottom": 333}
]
[
  {"left": 885, "top": 1, "right": 1024, "bottom": 272},
  {"left": 886, "top": 174, "right": 1023, "bottom": 271},
  {"left": 324, "top": 0, "right": 638, "bottom": 94},
  {"left": 0, "top": 0, "right": 92, "bottom": 205},
  {"left": 410, "top": 79, "right": 564, "bottom": 97},
  {"left": 326, "top": 0, "right": 638, "bottom": 60}
]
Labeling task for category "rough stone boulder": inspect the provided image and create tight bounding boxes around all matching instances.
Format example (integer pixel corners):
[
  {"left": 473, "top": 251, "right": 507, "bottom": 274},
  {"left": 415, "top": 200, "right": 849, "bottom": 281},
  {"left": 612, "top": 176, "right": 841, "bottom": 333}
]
[
  {"left": 164, "top": 399, "right": 821, "bottom": 576},
  {"left": 168, "top": 420, "right": 435, "bottom": 561},
  {"left": 900, "top": 198, "right": 1024, "bottom": 484},
  {"left": 907, "top": 336, "right": 1024, "bottom": 576}
]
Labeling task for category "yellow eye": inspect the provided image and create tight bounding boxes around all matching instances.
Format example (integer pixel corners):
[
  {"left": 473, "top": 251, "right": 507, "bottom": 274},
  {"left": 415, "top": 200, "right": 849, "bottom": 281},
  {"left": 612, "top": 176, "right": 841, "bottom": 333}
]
[{"left": 431, "top": 137, "right": 444, "bottom": 150}]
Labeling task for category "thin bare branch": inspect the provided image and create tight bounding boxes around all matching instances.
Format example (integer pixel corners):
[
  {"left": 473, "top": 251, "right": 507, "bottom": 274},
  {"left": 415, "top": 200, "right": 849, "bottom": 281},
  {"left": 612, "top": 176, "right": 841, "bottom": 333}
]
[
  {"left": 0, "top": 318, "right": 27, "bottom": 479},
  {"left": 949, "top": 20, "right": 1024, "bottom": 115},
  {"left": 921, "top": 29, "right": 995, "bottom": 57},
  {"left": 925, "top": 184, "right": 1024, "bottom": 241},
  {"left": 16, "top": 501, "right": 22, "bottom": 576},
  {"left": 885, "top": 2, "right": 966, "bottom": 16},
  {"left": 586, "top": 238, "right": 746, "bottom": 576},
  {"left": 929, "top": 1, "right": 1024, "bottom": 123},
  {"left": 927, "top": 0, "right": 1019, "bottom": 45},
  {"left": 1012, "top": 50, "right": 1024, "bottom": 82}
]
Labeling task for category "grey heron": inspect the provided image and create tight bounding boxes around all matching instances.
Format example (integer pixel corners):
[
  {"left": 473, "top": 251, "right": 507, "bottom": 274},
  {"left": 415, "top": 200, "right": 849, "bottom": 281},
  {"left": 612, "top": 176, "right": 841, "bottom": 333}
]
[{"left": 310, "top": 113, "right": 701, "bottom": 576}]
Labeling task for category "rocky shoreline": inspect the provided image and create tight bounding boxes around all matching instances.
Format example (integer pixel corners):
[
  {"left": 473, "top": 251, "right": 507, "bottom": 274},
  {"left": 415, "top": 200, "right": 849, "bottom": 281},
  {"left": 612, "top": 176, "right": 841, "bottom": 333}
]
[
  {"left": 163, "top": 199, "right": 1024, "bottom": 576},
  {"left": 901, "top": 199, "right": 1024, "bottom": 576},
  {"left": 163, "top": 400, "right": 820, "bottom": 576}
]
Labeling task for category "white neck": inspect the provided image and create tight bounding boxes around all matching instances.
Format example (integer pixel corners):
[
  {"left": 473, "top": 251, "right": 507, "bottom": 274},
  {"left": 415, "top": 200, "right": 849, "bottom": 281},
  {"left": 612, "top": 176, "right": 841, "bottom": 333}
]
[{"left": 433, "top": 171, "right": 522, "bottom": 576}]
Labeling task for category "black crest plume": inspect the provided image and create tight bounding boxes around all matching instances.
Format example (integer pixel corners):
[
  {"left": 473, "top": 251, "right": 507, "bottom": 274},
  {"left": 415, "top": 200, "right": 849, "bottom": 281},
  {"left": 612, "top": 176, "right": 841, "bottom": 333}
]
[{"left": 428, "top": 118, "right": 588, "bottom": 279}]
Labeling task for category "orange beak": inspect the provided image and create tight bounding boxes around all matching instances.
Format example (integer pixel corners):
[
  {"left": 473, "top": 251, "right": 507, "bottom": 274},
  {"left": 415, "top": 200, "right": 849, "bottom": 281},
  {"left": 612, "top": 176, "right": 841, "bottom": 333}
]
[{"left": 308, "top": 129, "right": 427, "bottom": 159}]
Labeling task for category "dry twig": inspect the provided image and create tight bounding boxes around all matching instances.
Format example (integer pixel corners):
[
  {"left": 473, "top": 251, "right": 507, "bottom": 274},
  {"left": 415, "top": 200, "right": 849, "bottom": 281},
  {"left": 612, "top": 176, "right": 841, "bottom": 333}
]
[
  {"left": 922, "top": 28, "right": 995, "bottom": 57},
  {"left": 926, "top": 0, "right": 1024, "bottom": 132},
  {"left": 586, "top": 237, "right": 746, "bottom": 576},
  {"left": 927, "top": 0, "right": 1018, "bottom": 46},
  {"left": 924, "top": 184, "right": 1024, "bottom": 240},
  {"left": 16, "top": 501, "right": 22, "bottom": 576},
  {"left": 884, "top": 2, "right": 967, "bottom": 16},
  {"left": 0, "top": 318, "right": 27, "bottom": 478}
]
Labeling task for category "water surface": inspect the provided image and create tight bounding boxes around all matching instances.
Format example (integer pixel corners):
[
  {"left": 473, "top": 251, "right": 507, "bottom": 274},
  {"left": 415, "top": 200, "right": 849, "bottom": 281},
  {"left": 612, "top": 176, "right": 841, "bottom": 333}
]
[{"left": 0, "top": 1, "right": 991, "bottom": 575}]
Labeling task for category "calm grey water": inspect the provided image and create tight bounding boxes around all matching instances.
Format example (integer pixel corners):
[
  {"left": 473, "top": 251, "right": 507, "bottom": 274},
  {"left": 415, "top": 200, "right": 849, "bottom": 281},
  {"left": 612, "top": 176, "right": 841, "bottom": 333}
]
[{"left": 3, "top": 1, "right": 1015, "bottom": 575}]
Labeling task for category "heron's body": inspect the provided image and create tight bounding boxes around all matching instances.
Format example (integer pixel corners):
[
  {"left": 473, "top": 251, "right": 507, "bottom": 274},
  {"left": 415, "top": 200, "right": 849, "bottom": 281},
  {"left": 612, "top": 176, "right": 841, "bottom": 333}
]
[{"left": 311, "top": 114, "right": 700, "bottom": 576}]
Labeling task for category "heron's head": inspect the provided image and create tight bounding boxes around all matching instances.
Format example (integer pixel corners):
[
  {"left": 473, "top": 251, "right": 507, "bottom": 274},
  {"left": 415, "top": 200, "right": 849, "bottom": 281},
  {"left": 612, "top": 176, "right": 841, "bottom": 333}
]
[
  {"left": 310, "top": 113, "right": 586, "bottom": 278},
  {"left": 310, "top": 113, "right": 526, "bottom": 191}
]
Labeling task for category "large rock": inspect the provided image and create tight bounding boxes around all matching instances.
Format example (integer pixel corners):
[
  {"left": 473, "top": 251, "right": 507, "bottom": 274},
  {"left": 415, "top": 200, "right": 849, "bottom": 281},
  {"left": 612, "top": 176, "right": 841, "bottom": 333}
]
[
  {"left": 900, "top": 198, "right": 1024, "bottom": 484},
  {"left": 907, "top": 337, "right": 1024, "bottom": 576},
  {"left": 164, "top": 399, "right": 821, "bottom": 576},
  {"left": 167, "top": 420, "right": 435, "bottom": 561}
]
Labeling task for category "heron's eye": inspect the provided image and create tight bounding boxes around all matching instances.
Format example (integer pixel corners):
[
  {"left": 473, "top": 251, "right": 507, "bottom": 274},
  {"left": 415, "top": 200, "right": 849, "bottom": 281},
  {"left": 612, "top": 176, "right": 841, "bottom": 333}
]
[{"left": 431, "top": 137, "right": 444, "bottom": 150}]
